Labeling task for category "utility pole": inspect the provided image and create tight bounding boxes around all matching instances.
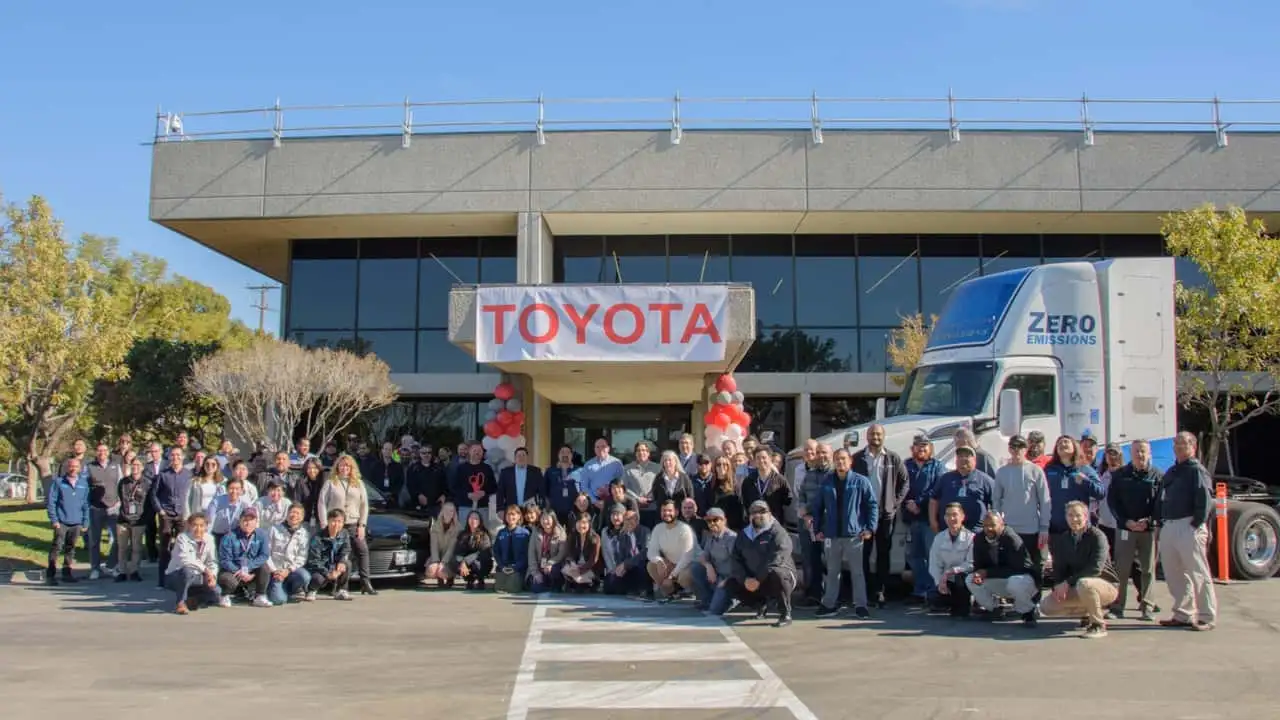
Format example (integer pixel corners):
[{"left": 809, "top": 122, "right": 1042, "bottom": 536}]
[{"left": 247, "top": 284, "right": 280, "bottom": 334}]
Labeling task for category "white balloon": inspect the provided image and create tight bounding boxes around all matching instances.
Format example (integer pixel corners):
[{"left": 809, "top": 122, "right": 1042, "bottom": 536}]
[
  {"left": 505, "top": 398, "right": 523, "bottom": 412},
  {"left": 724, "top": 423, "right": 745, "bottom": 442},
  {"left": 715, "top": 391, "right": 733, "bottom": 405},
  {"left": 703, "top": 425, "right": 724, "bottom": 447},
  {"left": 484, "top": 448, "right": 504, "bottom": 464},
  {"left": 481, "top": 436, "right": 499, "bottom": 450},
  {"left": 488, "top": 398, "right": 504, "bottom": 411},
  {"left": 513, "top": 435, "right": 527, "bottom": 448},
  {"left": 731, "top": 391, "right": 744, "bottom": 404},
  {"left": 496, "top": 435, "right": 517, "bottom": 452}
]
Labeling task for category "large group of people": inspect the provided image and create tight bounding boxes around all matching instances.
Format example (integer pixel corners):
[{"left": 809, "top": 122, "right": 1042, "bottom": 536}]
[{"left": 43, "top": 425, "right": 1220, "bottom": 636}]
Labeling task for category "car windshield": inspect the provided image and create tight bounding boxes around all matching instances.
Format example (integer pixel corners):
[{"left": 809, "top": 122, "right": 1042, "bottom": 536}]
[
  {"left": 893, "top": 362, "right": 996, "bottom": 417},
  {"left": 362, "top": 478, "right": 387, "bottom": 504}
]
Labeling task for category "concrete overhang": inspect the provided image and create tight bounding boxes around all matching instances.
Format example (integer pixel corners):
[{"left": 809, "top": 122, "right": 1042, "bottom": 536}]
[{"left": 447, "top": 284, "right": 756, "bottom": 404}]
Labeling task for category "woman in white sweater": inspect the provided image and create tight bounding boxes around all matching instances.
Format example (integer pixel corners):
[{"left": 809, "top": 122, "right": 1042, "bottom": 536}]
[{"left": 316, "top": 454, "right": 374, "bottom": 595}]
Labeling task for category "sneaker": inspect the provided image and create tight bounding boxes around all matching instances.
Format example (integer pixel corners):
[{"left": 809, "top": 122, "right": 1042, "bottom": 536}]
[
  {"left": 1104, "top": 609, "right": 1121, "bottom": 620},
  {"left": 304, "top": 591, "right": 318, "bottom": 602},
  {"left": 874, "top": 593, "right": 887, "bottom": 609},
  {"left": 1078, "top": 616, "right": 1091, "bottom": 628},
  {"left": 753, "top": 604, "right": 769, "bottom": 620},
  {"left": 89, "top": 569, "right": 101, "bottom": 581},
  {"left": 815, "top": 605, "right": 840, "bottom": 618},
  {"left": 1083, "top": 623, "right": 1108, "bottom": 639},
  {"left": 217, "top": 596, "right": 232, "bottom": 608},
  {"left": 853, "top": 606, "right": 871, "bottom": 620},
  {"left": 1158, "top": 617, "right": 1195, "bottom": 628},
  {"left": 251, "top": 595, "right": 273, "bottom": 608},
  {"left": 334, "top": 589, "right": 352, "bottom": 601},
  {"left": 1139, "top": 608, "right": 1155, "bottom": 622},
  {"left": 773, "top": 614, "right": 793, "bottom": 628},
  {"left": 175, "top": 602, "right": 189, "bottom": 615},
  {"left": 1191, "top": 621, "right": 1216, "bottom": 632},
  {"left": 1022, "top": 611, "right": 1038, "bottom": 627}
]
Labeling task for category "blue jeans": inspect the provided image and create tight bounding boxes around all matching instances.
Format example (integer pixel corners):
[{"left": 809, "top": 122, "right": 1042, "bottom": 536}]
[
  {"left": 691, "top": 562, "right": 732, "bottom": 614},
  {"left": 908, "top": 520, "right": 936, "bottom": 598},
  {"left": 267, "top": 568, "right": 312, "bottom": 605},
  {"left": 165, "top": 568, "right": 222, "bottom": 607},
  {"left": 89, "top": 508, "right": 117, "bottom": 571}
]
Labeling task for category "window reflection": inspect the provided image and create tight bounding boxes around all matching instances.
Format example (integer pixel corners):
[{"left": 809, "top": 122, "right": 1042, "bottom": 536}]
[
  {"left": 358, "top": 259, "right": 417, "bottom": 329},
  {"left": 356, "top": 330, "right": 416, "bottom": 373},
  {"left": 794, "top": 328, "right": 857, "bottom": 373},
  {"left": 418, "top": 330, "right": 476, "bottom": 374},
  {"left": 480, "top": 237, "right": 518, "bottom": 283},
  {"left": 795, "top": 236, "right": 856, "bottom": 327},
  {"left": 1175, "top": 257, "right": 1211, "bottom": 290},
  {"left": 289, "top": 260, "right": 357, "bottom": 330},
  {"left": 919, "top": 236, "right": 980, "bottom": 320},
  {"left": 419, "top": 239, "right": 479, "bottom": 329},
  {"left": 290, "top": 330, "right": 355, "bottom": 351},
  {"left": 607, "top": 236, "right": 667, "bottom": 283},
  {"left": 859, "top": 328, "right": 898, "bottom": 374},
  {"left": 739, "top": 326, "right": 795, "bottom": 372},
  {"left": 555, "top": 236, "right": 608, "bottom": 283},
  {"left": 668, "top": 235, "right": 730, "bottom": 283},
  {"left": 742, "top": 396, "right": 794, "bottom": 448},
  {"left": 732, "top": 235, "right": 794, "bottom": 327},
  {"left": 1102, "top": 234, "right": 1164, "bottom": 258},
  {"left": 858, "top": 236, "right": 919, "bottom": 327},
  {"left": 1043, "top": 235, "right": 1101, "bottom": 265},
  {"left": 361, "top": 399, "right": 487, "bottom": 447},
  {"left": 810, "top": 397, "right": 884, "bottom": 438}
]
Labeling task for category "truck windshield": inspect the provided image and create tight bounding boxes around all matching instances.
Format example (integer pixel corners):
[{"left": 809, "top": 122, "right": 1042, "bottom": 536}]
[{"left": 893, "top": 362, "right": 996, "bottom": 417}]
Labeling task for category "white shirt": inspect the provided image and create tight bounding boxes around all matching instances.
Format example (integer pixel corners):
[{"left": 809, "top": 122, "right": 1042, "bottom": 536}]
[{"left": 929, "top": 527, "right": 975, "bottom": 586}]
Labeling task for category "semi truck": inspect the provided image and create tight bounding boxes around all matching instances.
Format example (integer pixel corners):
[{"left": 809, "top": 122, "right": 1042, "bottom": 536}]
[{"left": 796, "top": 258, "right": 1280, "bottom": 581}]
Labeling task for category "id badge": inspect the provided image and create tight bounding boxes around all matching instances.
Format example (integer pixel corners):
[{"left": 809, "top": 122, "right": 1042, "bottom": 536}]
[
  {"left": 562, "top": 488, "right": 569, "bottom": 498},
  {"left": 823, "top": 538, "right": 832, "bottom": 550},
  {"left": 126, "top": 502, "right": 140, "bottom": 517},
  {"left": 957, "top": 487, "right": 967, "bottom": 498},
  {"left": 383, "top": 478, "right": 390, "bottom": 489},
  {"left": 1060, "top": 478, "right": 1069, "bottom": 490},
  {"left": 1120, "top": 530, "right": 1129, "bottom": 541}
]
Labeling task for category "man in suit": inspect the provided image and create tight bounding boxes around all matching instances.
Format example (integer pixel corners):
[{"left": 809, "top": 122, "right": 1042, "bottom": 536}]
[
  {"left": 498, "top": 447, "right": 546, "bottom": 510},
  {"left": 851, "top": 423, "right": 909, "bottom": 608},
  {"left": 141, "top": 442, "right": 166, "bottom": 563}
]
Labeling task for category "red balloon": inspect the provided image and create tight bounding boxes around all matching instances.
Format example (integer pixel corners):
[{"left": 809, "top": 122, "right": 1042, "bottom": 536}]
[
  {"left": 715, "top": 374, "right": 737, "bottom": 393},
  {"left": 483, "top": 421, "right": 503, "bottom": 438},
  {"left": 510, "top": 411, "right": 525, "bottom": 426},
  {"left": 494, "top": 383, "right": 515, "bottom": 401},
  {"left": 740, "top": 412, "right": 753, "bottom": 429},
  {"left": 497, "top": 410, "right": 513, "bottom": 426},
  {"left": 503, "top": 423, "right": 521, "bottom": 438},
  {"left": 712, "top": 412, "right": 732, "bottom": 429},
  {"left": 703, "top": 409, "right": 718, "bottom": 426}
]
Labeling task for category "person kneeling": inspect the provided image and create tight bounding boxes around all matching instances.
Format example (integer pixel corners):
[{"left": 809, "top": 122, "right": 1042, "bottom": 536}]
[
  {"left": 602, "top": 508, "right": 649, "bottom": 596},
  {"left": 930, "top": 503, "right": 976, "bottom": 617},
  {"left": 561, "top": 513, "right": 601, "bottom": 593},
  {"left": 217, "top": 507, "right": 273, "bottom": 607},
  {"left": 306, "top": 508, "right": 353, "bottom": 601},
  {"left": 966, "top": 510, "right": 1038, "bottom": 626},
  {"left": 164, "top": 512, "right": 223, "bottom": 615},
  {"left": 723, "top": 501, "right": 796, "bottom": 628},
  {"left": 266, "top": 504, "right": 311, "bottom": 605},
  {"left": 1040, "top": 501, "right": 1120, "bottom": 639}
]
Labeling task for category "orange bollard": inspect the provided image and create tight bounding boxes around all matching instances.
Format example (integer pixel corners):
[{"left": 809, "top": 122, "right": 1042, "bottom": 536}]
[{"left": 1215, "top": 483, "right": 1230, "bottom": 582}]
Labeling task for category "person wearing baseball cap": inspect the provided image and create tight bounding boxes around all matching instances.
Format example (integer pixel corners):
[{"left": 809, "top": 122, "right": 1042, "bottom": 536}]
[
  {"left": 993, "top": 434, "right": 1051, "bottom": 603},
  {"left": 904, "top": 435, "right": 944, "bottom": 604},
  {"left": 691, "top": 507, "right": 738, "bottom": 615},
  {"left": 929, "top": 445, "right": 995, "bottom": 535},
  {"left": 724, "top": 500, "right": 796, "bottom": 627},
  {"left": 1079, "top": 430, "right": 1103, "bottom": 474},
  {"left": 1026, "top": 431, "right": 1050, "bottom": 470},
  {"left": 216, "top": 505, "right": 273, "bottom": 607}
]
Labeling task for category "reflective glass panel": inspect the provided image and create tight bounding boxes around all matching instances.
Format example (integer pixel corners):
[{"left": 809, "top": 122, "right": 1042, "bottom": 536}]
[
  {"left": 982, "top": 235, "right": 1041, "bottom": 277},
  {"left": 357, "top": 330, "right": 416, "bottom": 373},
  {"left": 668, "top": 235, "right": 730, "bottom": 283},
  {"left": 795, "top": 328, "right": 858, "bottom": 373},
  {"left": 607, "top": 236, "right": 667, "bottom": 283},
  {"left": 795, "top": 235, "right": 857, "bottom": 327},
  {"left": 857, "top": 235, "right": 919, "bottom": 327},
  {"left": 358, "top": 258, "right": 417, "bottom": 329},
  {"left": 731, "top": 235, "right": 794, "bottom": 327},
  {"left": 919, "top": 236, "right": 981, "bottom": 320},
  {"left": 417, "top": 330, "right": 476, "bottom": 373},
  {"left": 289, "top": 260, "right": 356, "bottom": 330},
  {"left": 419, "top": 239, "right": 479, "bottom": 329}
]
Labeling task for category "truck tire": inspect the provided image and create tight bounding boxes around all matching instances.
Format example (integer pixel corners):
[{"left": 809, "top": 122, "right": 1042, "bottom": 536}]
[{"left": 1226, "top": 501, "right": 1280, "bottom": 580}]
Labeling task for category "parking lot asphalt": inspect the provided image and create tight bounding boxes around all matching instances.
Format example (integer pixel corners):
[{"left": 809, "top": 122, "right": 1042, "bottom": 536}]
[{"left": 2, "top": 568, "right": 1278, "bottom": 720}]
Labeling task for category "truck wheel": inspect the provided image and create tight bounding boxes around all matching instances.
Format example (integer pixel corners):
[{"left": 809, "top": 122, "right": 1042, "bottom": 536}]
[{"left": 1226, "top": 502, "right": 1280, "bottom": 580}]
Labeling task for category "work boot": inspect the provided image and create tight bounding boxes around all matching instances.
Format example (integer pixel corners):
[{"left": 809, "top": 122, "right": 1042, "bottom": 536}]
[{"left": 45, "top": 567, "right": 58, "bottom": 586}]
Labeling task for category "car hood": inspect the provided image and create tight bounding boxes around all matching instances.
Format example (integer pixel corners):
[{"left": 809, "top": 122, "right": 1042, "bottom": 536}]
[{"left": 365, "top": 511, "right": 429, "bottom": 539}]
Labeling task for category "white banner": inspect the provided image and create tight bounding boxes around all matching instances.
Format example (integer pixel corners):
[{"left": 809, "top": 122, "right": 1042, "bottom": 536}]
[{"left": 475, "top": 285, "right": 728, "bottom": 362}]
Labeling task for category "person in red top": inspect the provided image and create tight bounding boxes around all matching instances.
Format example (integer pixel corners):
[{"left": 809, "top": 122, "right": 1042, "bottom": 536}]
[{"left": 1027, "top": 431, "right": 1051, "bottom": 470}]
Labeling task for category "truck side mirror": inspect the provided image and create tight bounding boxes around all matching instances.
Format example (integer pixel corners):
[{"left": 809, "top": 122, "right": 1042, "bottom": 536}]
[
  {"left": 998, "top": 388, "right": 1023, "bottom": 438},
  {"left": 874, "top": 398, "right": 886, "bottom": 421}
]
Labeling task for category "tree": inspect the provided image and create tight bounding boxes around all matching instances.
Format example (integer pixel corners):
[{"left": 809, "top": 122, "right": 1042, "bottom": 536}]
[
  {"left": 887, "top": 313, "right": 937, "bottom": 385},
  {"left": 90, "top": 339, "right": 223, "bottom": 447},
  {"left": 189, "top": 337, "right": 398, "bottom": 453},
  {"left": 1163, "top": 204, "right": 1280, "bottom": 473},
  {"left": 0, "top": 197, "right": 156, "bottom": 501}
]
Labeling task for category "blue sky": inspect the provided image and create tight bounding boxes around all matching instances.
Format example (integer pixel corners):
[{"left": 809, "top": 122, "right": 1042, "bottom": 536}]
[{"left": 3, "top": 0, "right": 1277, "bottom": 329}]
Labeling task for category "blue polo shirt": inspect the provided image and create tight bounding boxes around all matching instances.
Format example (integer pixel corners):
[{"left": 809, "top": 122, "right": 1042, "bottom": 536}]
[
  {"left": 928, "top": 469, "right": 995, "bottom": 532},
  {"left": 579, "top": 455, "right": 623, "bottom": 500}
]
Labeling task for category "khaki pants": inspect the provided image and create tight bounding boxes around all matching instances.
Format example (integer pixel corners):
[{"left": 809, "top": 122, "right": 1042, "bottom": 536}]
[
  {"left": 966, "top": 573, "right": 1037, "bottom": 614},
  {"left": 1159, "top": 518, "right": 1218, "bottom": 624},
  {"left": 647, "top": 560, "right": 694, "bottom": 597},
  {"left": 1113, "top": 528, "right": 1156, "bottom": 612},
  {"left": 116, "top": 524, "right": 145, "bottom": 575},
  {"left": 1040, "top": 577, "right": 1119, "bottom": 625}
]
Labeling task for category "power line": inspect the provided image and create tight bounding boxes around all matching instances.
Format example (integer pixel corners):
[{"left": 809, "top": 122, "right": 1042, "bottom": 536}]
[{"left": 247, "top": 284, "right": 280, "bottom": 334}]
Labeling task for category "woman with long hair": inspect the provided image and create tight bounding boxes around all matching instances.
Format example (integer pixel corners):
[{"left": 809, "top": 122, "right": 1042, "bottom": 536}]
[
  {"left": 652, "top": 450, "right": 695, "bottom": 512},
  {"left": 567, "top": 491, "right": 599, "bottom": 531},
  {"left": 296, "top": 458, "right": 325, "bottom": 525},
  {"left": 562, "top": 513, "right": 601, "bottom": 593},
  {"left": 423, "top": 502, "right": 460, "bottom": 588},
  {"left": 522, "top": 502, "right": 542, "bottom": 530},
  {"left": 316, "top": 454, "right": 376, "bottom": 595},
  {"left": 455, "top": 510, "right": 493, "bottom": 590},
  {"left": 1044, "top": 435, "right": 1104, "bottom": 535},
  {"left": 187, "top": 457, "right": 223, "bottom": 520},
  {"left": 710, "top": 456, "right": 745, "bottom": 531},
  {"left": 528, "top": 510, "right": 567, "bottom": 593}
]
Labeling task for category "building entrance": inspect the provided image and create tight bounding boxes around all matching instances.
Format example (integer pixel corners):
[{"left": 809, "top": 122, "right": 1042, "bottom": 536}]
[{"left": 551, "top": 404, "right": 693, "bottom": 465}]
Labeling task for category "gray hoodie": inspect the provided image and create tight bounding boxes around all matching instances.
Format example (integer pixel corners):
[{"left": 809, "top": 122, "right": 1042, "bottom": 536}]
[
  {"left": 993, "top": 461, "right": 1051, "bottom": 535},
  {"left": 697, "top": 527, "right": 737, "bottom": 577}
]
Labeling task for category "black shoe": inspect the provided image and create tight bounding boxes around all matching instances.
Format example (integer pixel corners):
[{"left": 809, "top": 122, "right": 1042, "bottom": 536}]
[
  {"left": 115, "top": 574, "right": 127, "bottom": 583},
  {"left": 130, "top": 572, "right": 143, "bottom": 582},
  {"left": 45, "top": 570, "right": 58, "bottom": 586},
  {"left": 474, "top": 579, "right": 485, "bottom": 591},
  {"left": 60, "top": 568, "right": 77, "bottom": 583},
  {"left": 360, "top": 580, "right": 378, "bottom": 596},
  {"left": 753, "top": 603, "right": 769, "bottom": 620},
  {"left": 773, "top": 614, "right": 793, "bottom": 628},
  {"left": 874, "top": 593, "right": 887, "bottom": 609},
  {"left": 815, "top": 604, "right": 839, "bottom": 618},
  {"left": 1022, "top": 611, "right": 1038, "bottom": 627},
  {"left": 853, "top": 606, "right": 871, "bottom": 619}
]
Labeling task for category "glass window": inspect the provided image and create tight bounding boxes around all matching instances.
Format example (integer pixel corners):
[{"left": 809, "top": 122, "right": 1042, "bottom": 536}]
[
  {"left": 894, "top": 361, "right": 996, "bottom": 417},
  {"left": 795, "top": 235, "right": 857, "bottom": 327},
  {"left": 982, "top": 235, "right": 1041, "bottom": 277},
  {"left": 293, "top": 239, "right": 358, "bottom": 260},
  {"left": 738, "top": 328, "right": 795, "bottom": 372},
  {"left": 928, "top": 267, "right": 1033, "bottom": 350},
  {"left": 1043, "top": 235, "right": 1101, "bottom": 265},
  {"left": 357, "top": 330, "right": 416, "bottom": 373},
  {"left": 607, "top": 236, "right": 667, "bottom": 283},
  {"left": 1175, "top": 257, "right": 1211, "bottom": 290},
  {"left": 795, "top": 328, "right": 858, "bottom": 373},
  {"left": 810, "top": 397, "right": 880, "bottom": 439},
  {"left": 742, "top": 397, "right": 794, "bottom": 449},
  {"left": 919, "top": 236, "right": 981, "bottom": 321},
  {"left": 288, "top": 259, "right": 357, "bottom": 330},
  {"left": 289, "top": 329, "right": 355, "bottom": 350},
  {"left": 555, "top": 236, "right": 608, "bottom": 283},
  {"left": 859, "top": 328, "right": 900, "bottom": 374},
  {"left": 668, "top": 235, "right": 730, "bottom": 283},
  {"left": 417, "top": 330, "right": 476, "bottom": 373},
  {"left": 358, "top": 258, "right": 417, "bottom": 329},
  {"left": 415, "top": 401, "right": 484, "bottom": 445},
  {"left": 480, "top": 237, "right": 518, "bottom": 284},
  {"left": 858, "top": 235, "right": 919, "bottom": 327},
  {"left": 731, "top": 235, "right": 794, "bottom": 328},
  {"left": 1001, "top": 374, "right": 1056, "bottom": 417},
  {"left": 419, "top": 238, "right": 479, "bottom": 329},
  {"left": 1102, "top": 234, "right": 1164, "bottom": 258}
]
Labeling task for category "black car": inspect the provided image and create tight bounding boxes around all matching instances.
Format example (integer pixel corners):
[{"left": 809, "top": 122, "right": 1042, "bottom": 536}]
[{"left": 357, "top": 480, "right": 430, "bottom": 580}]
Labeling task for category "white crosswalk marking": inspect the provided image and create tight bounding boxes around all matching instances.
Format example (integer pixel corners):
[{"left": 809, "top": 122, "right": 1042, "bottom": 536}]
[{"left": 506, "top": 594, "right": 817, "bottom": 720}]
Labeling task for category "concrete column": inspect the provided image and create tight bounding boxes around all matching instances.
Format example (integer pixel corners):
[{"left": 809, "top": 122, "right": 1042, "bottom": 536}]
[
  {"left": 517, "top": 211, "right": 554, "bottom": 284},
  {"left": 796, "top": 391, "right": 812, "bottom": 448},
  {"left": 529, "top": 387, "right": 553, "bottom": 469}
]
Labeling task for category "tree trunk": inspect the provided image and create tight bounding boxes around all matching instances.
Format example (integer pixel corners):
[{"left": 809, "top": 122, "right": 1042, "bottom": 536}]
[
  {"left": 1204, "top": 432, "right": 1222, "bottom": 476},
  {"left": 23, "top": 434, "right": 48, "bottom": 504}
]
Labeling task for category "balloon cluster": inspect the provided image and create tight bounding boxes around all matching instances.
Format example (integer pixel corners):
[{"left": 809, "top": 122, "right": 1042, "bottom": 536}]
[
  {"left": 481, "top": 382, "right": 525, "bottom": 467},
  {"left": 703, "top": 374, "right": 751, "bottom": 451}
]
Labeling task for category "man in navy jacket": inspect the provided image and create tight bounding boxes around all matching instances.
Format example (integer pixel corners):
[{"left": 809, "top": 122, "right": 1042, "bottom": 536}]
[
  {"left": 497, "top": 447, "right": 546, "bottom": 510},
  {"left": 46, "top": 458, "right": 91, "bottom": 585},
  {"left": 811, "top": 448, "right": 879, "bottom": 619},
  {"left": 217, "top": 507, "right": 272, "bottom": 607}
]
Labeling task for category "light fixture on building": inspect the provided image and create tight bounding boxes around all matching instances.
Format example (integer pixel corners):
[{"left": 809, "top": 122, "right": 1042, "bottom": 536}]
[
  {"left": 670, "top": 91, "right": 683, "bottom": 145},
  {"left": 167, "top": 113, "right": 183, "bottom": 136}
]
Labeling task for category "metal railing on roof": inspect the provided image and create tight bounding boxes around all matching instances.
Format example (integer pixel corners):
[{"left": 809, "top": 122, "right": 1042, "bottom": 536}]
[{"left": 153, "top": 92, "right": 1280, "bottom": 149}]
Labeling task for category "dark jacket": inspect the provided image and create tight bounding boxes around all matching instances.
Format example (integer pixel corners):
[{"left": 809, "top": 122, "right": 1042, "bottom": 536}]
[
  {"left": 47, "top": 476, "right": 90, "bottom": 527},
  {"left": 811, "top": 470, "right": 879, "bottom": 539},
  {"left": 494, "top": 525, "right": 531, "bottom": 574},
  {"left": 711, "top": 487, "right": 746, "bottom": 532},
  {"left": 565, "top": 530, "right": 602, "bottom": 570},
  {"left": 603, "top": 524, "right": 649, "bottom": 572},
  {"left": 368, "top": 458, "right": 405, "bottom": 501},
  {"left": 218, "top": 528, "right": 270, "bottom": 573},
  {"left": 1048, "top": 525, "right": 1116, "bottom": 587},
  {"left": 688, "top": 473, "right": 715, "bottom": 514},
  {"left": 851, "top": 448, "right": 910, "bottom": 519},
  {"left": 255, "top": 468, "right": 298, "bottom": 499},
  {"left": 545, "top": 465, "right": 580, "bottom": 523},
  {"left": 498, "top": 464, "right": 546, "bottom": 510},
  {"left": 730, "top": 519, "right": 795, "bottom": 583},
  {"left": 739, "top": 469, "right": 792, "bottom": 522},
  {"left": 1107, "top": 463, "right": 1163, "bottom": 529},
  {"left": 116, "top": 474, "right": 153, "bottom": 526},
  {"left": 295, "top": 474, "right": 326, "bottom": 524},
  {"left": 150, "top": 465, "right": 193, "bottom": 518},
  {"left": 1157, "top": 458, "right": 1212, "bottom": 527},
  {"left": 85, "top": 459, "right": 122, "bottom": 509},
  {"left": 405, "top": 461, "right": 448, "bottom": 510},
  {"left": 451, "top": 462, "right": 498, "bottom": 510},
  {"left": 972, "top": 526, "right": 1032, "bottom": 579},
  {"left": 456, "top": 529, "right": 493, "bottom": 566},
  {"left": 1044, "top": 461, "right": 1104, "bottom": 533},
  {"left": 903, "top": 458, "right": 945, "bottom": 524},
  {"left": 307, "top": 527, "right": 351, "bottom": 573},
  {"left": 651, "top": 472, "right": 696, "bottom": 510}
]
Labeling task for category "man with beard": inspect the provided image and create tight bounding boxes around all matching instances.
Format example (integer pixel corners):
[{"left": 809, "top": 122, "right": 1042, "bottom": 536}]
[
  {"left": 256, "top": 452, "right": 297, "bottom": 499},
  {"left": 904, "top": 435, "right": 944, "bottom": 604},
  {"left": 967, "top": 510, "right": 1038, "bottom": 626},
  {"left": 406, "top": 445, "right": 448, "bottom": 513},
  {"left": 647, "top": 499, "right": 696, "bottom": 600},
  {"left": 725, "top": 500, "right": 796, "bottom": 627}
]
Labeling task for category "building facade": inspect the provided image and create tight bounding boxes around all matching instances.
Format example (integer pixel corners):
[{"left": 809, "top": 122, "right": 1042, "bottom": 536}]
[{"left": 149, "top": 100, "right": 1280, "bottom": 469}]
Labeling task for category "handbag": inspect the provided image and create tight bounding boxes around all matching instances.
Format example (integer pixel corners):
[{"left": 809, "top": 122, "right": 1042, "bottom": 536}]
[{"left": 494, "top": 566, "right": 524, "bottom": 594}]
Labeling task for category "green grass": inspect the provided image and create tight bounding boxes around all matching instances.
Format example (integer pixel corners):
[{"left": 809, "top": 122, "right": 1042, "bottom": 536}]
[{"left": 0, "top": 500, "right": 63, "bottom": 572}]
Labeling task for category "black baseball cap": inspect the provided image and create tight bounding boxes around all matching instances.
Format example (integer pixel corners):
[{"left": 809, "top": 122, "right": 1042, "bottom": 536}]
[
  {"left": 912, "top": 434, "right": 931, "bottom": 446},
  {"left": 1008, "top": 435, "right": 1028, "bottom": 449},
  {"left": 954, "top": 445, "right": 976, "bottom": 457}
]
